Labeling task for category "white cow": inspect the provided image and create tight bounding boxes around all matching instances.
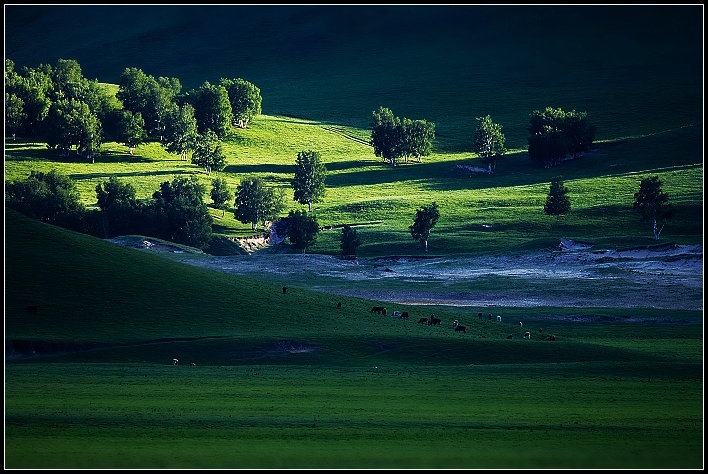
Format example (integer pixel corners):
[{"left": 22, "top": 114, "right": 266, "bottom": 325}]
[
  {"left": 523, "top": 332, "right": 531, "bottom": 340},
  {"left": 496, "top": 315, "right": 502, "bottom": 322},
  {"left": 173, "top": 358, "right": 179, "bottom": 366}
]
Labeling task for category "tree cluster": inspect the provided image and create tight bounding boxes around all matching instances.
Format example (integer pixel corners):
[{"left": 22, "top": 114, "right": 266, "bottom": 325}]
[
  {"left": 5, "top": 58, "right": 262, "bottom": 169},
  {"left": 527, "top": 107, "right": 596, "bottom": 168},
  {"left": 370, "top": 106, "right": 435, "bottom": 166}
]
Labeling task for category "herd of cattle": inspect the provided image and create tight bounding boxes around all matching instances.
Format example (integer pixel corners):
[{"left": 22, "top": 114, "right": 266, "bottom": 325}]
[{"left": 368, "top": 306, "right": 558, "bottom": 341}]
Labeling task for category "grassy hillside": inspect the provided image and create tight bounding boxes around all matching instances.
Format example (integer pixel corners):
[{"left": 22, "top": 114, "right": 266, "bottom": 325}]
[{"left": 5, "top": 5, "right": 703, "bottom": 152}]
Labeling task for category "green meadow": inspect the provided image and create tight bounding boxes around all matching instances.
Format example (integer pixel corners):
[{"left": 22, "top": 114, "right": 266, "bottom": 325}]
[{"left": 4, "top": 5, "right": 703, "bottom": 469}]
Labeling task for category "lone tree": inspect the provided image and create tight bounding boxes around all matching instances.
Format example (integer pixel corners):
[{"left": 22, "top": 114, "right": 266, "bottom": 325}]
[
  {"left": 191, "top": 129, "right": 227, "bottom": 175},
  {"left": 234, "top": 177, "right": 285, "bottom": 231},
  {"left": 633, "top": 175, "right": 675, "bottom": 240},
  {"left": 286, "top": 209, "right": 319, "bottom": 254},
  {"left": 472, "top": 115, "right": 506, "bottom": 174},
  {"left": 410, "top": 201, "right": 440, "bottom": 252},
  {"left": 292, "top": 150, "right": 327, "bottom": 212},
  {"left": 210, "top": 177, "right": 233, "bottom": 217},
  {"left": 544, "top": 176, "right": 571, "bottom": 221},
  {"left": 340, "top": 224, "right": 362, "bottom": 258},
  {"left": 219, "top": 77, "right": 262, "bottom": 128}
]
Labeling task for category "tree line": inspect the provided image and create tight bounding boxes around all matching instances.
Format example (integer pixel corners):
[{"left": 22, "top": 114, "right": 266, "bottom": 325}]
[{"left": 6, "top": 57, "right": 672, "bottom": 252}]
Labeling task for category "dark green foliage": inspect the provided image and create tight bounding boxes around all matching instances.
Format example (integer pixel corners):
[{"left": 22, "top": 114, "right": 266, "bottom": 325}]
[
  {"left": 149, "top": 176, "right": 213, "bottom": 248},
  {"left": 370, "top": 106, "right": 435, "bottom": 166},
  {"left": 472, "top": 115, "right": 506, "bottom": 173},
  {"left": 117, "top": 110, "right": 147, "bottom": 154},
  {"left": 286, "top": 209, "right": 319, "bottom": 253},
  {"left": 5, "top": 169, "right": 85, "bottom": 228},
  {"left": 95, "top": 176, "right": 139, "bottom": 237},
  {"left": 409, "top": 201, "right": 440, "bottom": 252},
  {"left": 210, "top": 177, "right": 233, "bottom": 217},
  {"left": 633, "top": 175, "right": 675, "bottom": 240},
  {"left": 185, "top": 81, "right": 233, "bottom": 138},
  {"left": 235, "top": 177, "right": 285, "bottom": 231},
  {"left": 44, "top": 97, "right": 102, "bottom": 160},
  {"left": 219, "top": 77, "right": 262, "bottom": 128},
  {"left": 544, "top": 175, "right": 571, "bottom": 220},
  {"left": 292, "top": 149, "right": 327, "bottom": 212},
  {"left": 340, "top": 224, "right": 361, "bottom": 257},
  {"left": 527, "top": 107, "right": 596, "bottom": 168},
  {"left": 163, "top": 103, "right": 198, "bottom": 161},
  {"left": 191, "top": 129, "right": 227, "bottom": 175}
]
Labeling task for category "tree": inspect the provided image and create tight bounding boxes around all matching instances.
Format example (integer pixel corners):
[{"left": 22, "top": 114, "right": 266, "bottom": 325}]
[
  {"left": 340, "top": 224, "right": 362, "bottom": 258},
  {"left": 44, "top": 98, "right": 102, "bottom": 161},
  {"left": 5, "top": 92, "right": 26, "bottom": 139},
  {"left": 370, "top": 106, "right": 402, "bottom": 165},
  {"left": 5, "top": 169, "right": 85, "bottom": 228},
  {"left": 472, "top": 115, "right": 506, "bottom": 174},
  {"left": 292, "top": 150, "right": 327, "bottom": 212},
  {"left": 186, "top": 81, "right": 233, "bottom": 138},
  {"left": 191, "top": 130, "right": 227, "bottom": 175},
  {"left": 544, "top": 176, "right": 571, "bottom": 221},
  {"left": 149, "top": 176, "right": 213, "bottom": 249},
  {"left": 95, "top": 176, "right": 139, "bottom": 237},
  {"left": 409, "top": 202, "right": 440, "bottom": 252},
  {"left": 527, "top": 107, "right": 596, "bottom": 168},
  {"left": 371, "top": 106, "right": 435, "bottom": 166},
  {"left": 219, "top": 77, "right": 262, "bottom": 128},
  {"left": 401, "top": 117, "right": 435, "bottom": 163},
  {"left": 235, "top": 177, "right": 285, "bottom": 230},
  {"left": 117, "top": 110, "right": 147, "bottom": 155},
  {"left": 286, "top": 209, "right": 319, "bottom": 254},
  {"left": 210, "top": 177, "right": 233, "bottom": 217},
  {"left": 163, "top": 103, "right": 198, "bottom": 161},
  {"left": 633, "top": 176, "right": 675, "bottom": 241}
]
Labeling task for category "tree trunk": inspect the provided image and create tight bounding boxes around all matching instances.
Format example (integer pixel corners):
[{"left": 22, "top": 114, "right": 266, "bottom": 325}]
[
  {"left": 308, "top": 202, "right": 312, "bottom": 212},
  {"left": 424, "top": 240, "right": 428, "bottom": 252}
]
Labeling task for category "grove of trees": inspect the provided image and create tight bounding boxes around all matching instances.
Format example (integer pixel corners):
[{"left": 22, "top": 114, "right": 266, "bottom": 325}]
[
  {"left": 527, "top": 106, "right": 596, "bottom": 168},
  {"left": 370, "top": 106, "right": 435, "bottom": 166}
]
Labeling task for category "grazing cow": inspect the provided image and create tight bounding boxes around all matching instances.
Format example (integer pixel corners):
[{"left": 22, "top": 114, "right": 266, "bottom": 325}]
[
  {"left": 539, "top": 328, "right": 543, "bottom": 333},
  {"left": 506, "top": 334, "right": 514, "bottom": 339},
  {"left": 496, "top": 315, "right": 501, "bottom": 322},
  {"left": 172, "top": 358, "right": 179, "bottom": 366},
  {"left": 478, "top": 312, "right": 483, "bottom": 319},
  {"left": 429, "top": 315, "right": 441, "bottom": 326},
  {"left": 453, "top": 319, "right": 459, "bottom": 328},
  {"left": 371, "top": 306, "right": 385, "bottom": 314},
  {"left": 523, "top": 331, "right": 531, "bottom": 339},
  {"left": 392, "top": 311, "right": 401, "bottom": 318},
  {"left": 337, "top": 302, "right": 342, "bottom": 309},
  {"left": 419, "top": 317, "right": 429, "bottom": 324},
  {"left": 519, "top": 321, "right": 523, "bottom": 327},
  {"left": 401, "top": 311, "right": 409, "bottom": 320},
  {"left": 282, "top": 286, "right": 287, "bottom": 294},
  {"left": 488, "top": 313, "right": 493, "bottom": 321},
  {"left": 548, "top": 335, "right": 557, "bottom": 341},
  {"left": 454, "top": 325, "right": 466, "bottom": 333},
  {"left": 190, "top": 362, "right": 197, "bottom": 367}
]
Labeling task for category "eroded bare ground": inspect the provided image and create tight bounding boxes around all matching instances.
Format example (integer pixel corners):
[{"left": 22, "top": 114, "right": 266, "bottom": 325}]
[{"left": 172, "top": 240, "right": 703, "bottom": 312}]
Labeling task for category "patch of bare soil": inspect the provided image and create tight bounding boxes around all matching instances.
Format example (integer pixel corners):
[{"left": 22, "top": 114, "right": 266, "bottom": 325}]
[{"left": 118, "top": 237, "right": 701, "bottom": 311}]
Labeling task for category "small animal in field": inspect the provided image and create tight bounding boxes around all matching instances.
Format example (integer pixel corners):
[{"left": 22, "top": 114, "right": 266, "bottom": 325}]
[{"left": 454, "top": 325, "right": 466, "bottom": 333}]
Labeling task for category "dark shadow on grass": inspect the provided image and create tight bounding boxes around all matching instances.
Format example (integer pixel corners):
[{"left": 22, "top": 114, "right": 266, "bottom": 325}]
[
  {"left": 5, "top": 145, "right": 153, "bottom": 164},
  {"left": 70, "top": 170, "right": 192, "bottom": 180}
]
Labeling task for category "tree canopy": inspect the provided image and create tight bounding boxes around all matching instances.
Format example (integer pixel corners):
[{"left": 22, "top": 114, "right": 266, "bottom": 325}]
[
  {"left": 409, "top": 201, "right": 440, "bottom": 252},
  {"left": 527, "top": 107, "right": 596, "bottom": 168},
  {"left": 544, "top": 176, "right": 571, "bottom": 221},
  {"left": 472, "top": 115, "right": 506, "bottom": 173},
  {"left": 370, "top": 106, "right": 435, "bottom": 166},
  {"left": 633, "top": 175, "right": 675, "bottom": 240},
  {"left": 292, "top": 150, "right": 327, "bottom": 212},
  {"left": 219, "top": 77, "right": 262, "bottom": 128},
  {"left": 286, "top": 209, "right": 319, "bottom": 254}
]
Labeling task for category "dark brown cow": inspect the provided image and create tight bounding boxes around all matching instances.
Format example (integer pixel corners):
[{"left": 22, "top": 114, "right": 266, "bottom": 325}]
[
  {"left": 419, "top": 317, "right": 429, "bottom": 324},
  {"left": 429, "top": 315, "right": 441, "bottom": 326},
  {"left": 454, "top": 325, "right": 466, "bottom": 333},
  {"left": 282, "top": 286, "right": 288, "bottom": 294},
  {"left": 401, "top": 311, "right": 409, "bottom": 320}
]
